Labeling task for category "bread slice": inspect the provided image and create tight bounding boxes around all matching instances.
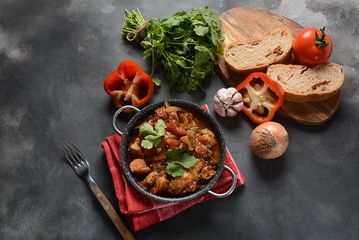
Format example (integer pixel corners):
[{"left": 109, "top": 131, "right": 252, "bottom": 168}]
[
  {"left": 266, "top": 63, "right": 344, "bottom": 102},
  {"left": 224, "top": 28, "right": 293, "bottom": 74}
]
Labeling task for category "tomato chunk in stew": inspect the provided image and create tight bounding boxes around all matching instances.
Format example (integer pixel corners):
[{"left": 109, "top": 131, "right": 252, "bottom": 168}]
[{"left": 127, "top": 102, "right": 220, "bottom": 197}]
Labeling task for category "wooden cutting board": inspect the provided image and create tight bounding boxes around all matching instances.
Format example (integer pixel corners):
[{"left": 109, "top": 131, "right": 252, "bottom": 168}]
[{"left": 217, "top": 7, "right": 340, "bottom": 125}]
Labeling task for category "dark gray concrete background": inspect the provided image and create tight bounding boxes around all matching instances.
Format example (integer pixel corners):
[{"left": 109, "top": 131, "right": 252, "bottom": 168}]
[{"left": 1, "top": 0, "right": 358, "bottom": 239}]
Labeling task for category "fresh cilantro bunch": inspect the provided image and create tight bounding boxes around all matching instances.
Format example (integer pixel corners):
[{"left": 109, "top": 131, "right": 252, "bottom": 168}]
[
  {"left": 166, "top": 148, "right": 197, "bottom": 177},
  {"left": 139, "top": 119, "right": 167, "bottom": 149},
  {"left": 122, "top": 7, "right": 224, "bottom": 92}
]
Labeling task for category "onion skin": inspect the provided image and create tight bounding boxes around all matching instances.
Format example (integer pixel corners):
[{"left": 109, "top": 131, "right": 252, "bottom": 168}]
[{"left": 250, "top": 121, "right": 289, "bottom": 159}]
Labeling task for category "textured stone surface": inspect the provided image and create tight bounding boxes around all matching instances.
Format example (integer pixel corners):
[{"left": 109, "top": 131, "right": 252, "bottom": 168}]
[{"left": 0, "top": 0, "right": 358, "bottom": 239}]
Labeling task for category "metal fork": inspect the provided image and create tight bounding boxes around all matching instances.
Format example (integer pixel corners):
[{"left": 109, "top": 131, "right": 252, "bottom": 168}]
[{"left": 61, "top": 143, "right": 135, "bottom": 240}]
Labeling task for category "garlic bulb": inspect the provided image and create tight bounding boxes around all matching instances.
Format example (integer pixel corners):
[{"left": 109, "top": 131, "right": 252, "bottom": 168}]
[{"left": 213, "top": 87, "right": 243, "bottom": 117}]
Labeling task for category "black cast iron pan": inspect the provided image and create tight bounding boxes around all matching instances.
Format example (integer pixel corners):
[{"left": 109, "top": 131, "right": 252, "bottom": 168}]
[{"left": 112, "top": 99, "right": 236, "bottom": 203}]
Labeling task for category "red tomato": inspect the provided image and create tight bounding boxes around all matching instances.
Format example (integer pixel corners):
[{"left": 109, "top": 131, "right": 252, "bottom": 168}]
[{"left": 292, "top": 27, "right": 332, "bottom": 66}]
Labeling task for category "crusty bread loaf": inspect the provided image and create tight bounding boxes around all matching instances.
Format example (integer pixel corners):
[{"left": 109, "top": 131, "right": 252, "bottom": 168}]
[
  {"left": 266, "top": 63, "right": 344, "bottom": 102},
  {"left": 224, "top": 28, "right": 293, "bottom": 74}
]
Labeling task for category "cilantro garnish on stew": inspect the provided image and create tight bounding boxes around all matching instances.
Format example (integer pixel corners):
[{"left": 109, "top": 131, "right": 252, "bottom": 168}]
[
  {"left": 139, "top": 119, "right": 167, "bottom": 149},
  {"left": 165, "top": 148, "right": 197, "bottom": 177}
]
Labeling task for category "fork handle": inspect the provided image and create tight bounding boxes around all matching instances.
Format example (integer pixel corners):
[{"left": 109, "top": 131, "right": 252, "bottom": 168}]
[{"left": 92, "top": 187, "right": 135, "bottom": 240}]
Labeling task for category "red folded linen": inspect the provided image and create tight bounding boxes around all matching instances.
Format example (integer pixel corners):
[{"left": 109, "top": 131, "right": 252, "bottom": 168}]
[{"left": 101, "top": 104, "right": 245, "bottom": 231}]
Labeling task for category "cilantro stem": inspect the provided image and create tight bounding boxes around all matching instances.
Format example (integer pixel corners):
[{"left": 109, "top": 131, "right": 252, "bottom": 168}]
[
  {"left": 148, "top": 24, "right": 165, "bottom": 77},
  {"left": 150, "top": 47, "right": 156, "bottom": 77}
]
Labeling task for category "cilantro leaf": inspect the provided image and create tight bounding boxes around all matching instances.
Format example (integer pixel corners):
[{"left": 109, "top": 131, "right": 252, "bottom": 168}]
[
  {"left": 155, "top": 119, "right": 167, "bottom": 136},
  {"left": 166, "top": 148, "right": 182, "bottom": 160},
  {"left": 139, "top": 123, "right": 156, "bottom": 136},
  {"left": 194, "top": 26, "right": 209, "bottom": 36},
  {"left": 166, "top": 161, "right": 184, "bottom": 177},
  {"left": 165, "top": 148, "right": 197, "bottom": 177},
  {"left": 144, "top": 134, "right": 162, "bottom": 147},
  {"left": 161, "top": 17, "right": 181, "bottom": 29},
  {"left": 141, "top": 139, "right": 153, "bottom": 149},
  {"left": 139, "top": 119, "right": 167, "bottom": 149},
  {"left": 177, "top": 152, "right": 197, "bottom": 168},
  {"left": 152, "top": 77, "right": 161, "bottom": 86}
]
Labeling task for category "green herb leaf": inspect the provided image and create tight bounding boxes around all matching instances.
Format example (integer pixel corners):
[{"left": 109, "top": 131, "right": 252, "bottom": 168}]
[
  {"left": 166, "top": 148, "right": 182, "bottom": 160},
  {"left": 144, "top": 134, "right": 162, "bottom": 146},
  {"left": 152, "top": 77, "right": 161, "bottom": 86},
  {"left": 139, "top": 119, "right": 167, "bottom": 149},
  {"left": 141, "top": 139, "right": 153, "bottom": 149},
  {"left": 177, "top": 152, "right": 197, "bottom": 168},
  {"left": 155, "top": 119, "right": 167, "bottom": 136},
  {"left": 194, "top": 25, "right": 209, "bottom": 36},
  {"left": 166, "top": 161, "right": 184, "bottom": 177},
  {"left": 161, "top": 17, "right": 181, "bottom": 29},
  {"left": 165, "top": 148, "right": 197, "bottom": 177},
  {"left": 139, "top": 123, "right": 156, "bottom": 136}
]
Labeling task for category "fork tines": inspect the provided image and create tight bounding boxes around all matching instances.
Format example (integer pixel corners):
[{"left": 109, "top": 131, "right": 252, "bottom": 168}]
[{"left": 61, "top": 142, "right": 86, "bottom": 169}]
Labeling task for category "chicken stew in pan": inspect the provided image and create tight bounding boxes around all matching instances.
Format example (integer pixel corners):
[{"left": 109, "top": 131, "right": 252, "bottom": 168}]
[{"left": 127, "top": 102, "right": 221, "bottom": 197}]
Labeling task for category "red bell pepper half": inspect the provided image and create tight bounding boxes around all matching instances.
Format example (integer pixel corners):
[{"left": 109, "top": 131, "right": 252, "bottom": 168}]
[
  {"left": 104, "top": 60, "right": 154, "bottom": 111},
  {"left": 235, "top": 72, "right": 284, "bottom": 124}
]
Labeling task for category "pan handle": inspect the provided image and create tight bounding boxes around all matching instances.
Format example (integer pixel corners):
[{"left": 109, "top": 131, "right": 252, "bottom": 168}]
[
  {"left": 112, "top": 105, "right": 140, "bottom": 136},
  {"left": 207, "top": 165, "right": 237, "bottom": 198}
]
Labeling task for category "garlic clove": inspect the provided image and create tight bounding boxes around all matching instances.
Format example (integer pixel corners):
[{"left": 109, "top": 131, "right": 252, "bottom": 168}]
[
  {"left": 213, "top": 95, "right": 227, "bottom": 117},
  {"left": 232, "top": 102, "right": 244, "bottom": 112},
  {"left": 227, "top": 87, "right": 238, "bottom": 94},
  {"left": 222, "top": 91, "right": 234, "bottom": 104},
  {"left": 227, "top": 108, "right": 239, "bottom": 117},
  {"left": 232, "top": 92, "right": 243, "bottom": 102}
]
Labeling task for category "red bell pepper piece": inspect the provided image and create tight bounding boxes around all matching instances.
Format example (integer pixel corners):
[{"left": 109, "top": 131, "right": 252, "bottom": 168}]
[
  {"left": 104, "top": 60, "right": 154, "bottom": 111},
  {"left": 235, "top": 72, "right": 284, "bottom": 124}
]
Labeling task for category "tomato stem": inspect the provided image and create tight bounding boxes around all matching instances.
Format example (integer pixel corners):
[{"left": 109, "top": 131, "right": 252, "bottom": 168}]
[{"left": 315, "top": 27, "right": 329, "bottom": 48}]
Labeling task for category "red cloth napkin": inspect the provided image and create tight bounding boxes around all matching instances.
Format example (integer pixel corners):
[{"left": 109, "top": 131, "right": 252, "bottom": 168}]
[{"left": 101, "top": 104, "right": 246, "bottom": 231}]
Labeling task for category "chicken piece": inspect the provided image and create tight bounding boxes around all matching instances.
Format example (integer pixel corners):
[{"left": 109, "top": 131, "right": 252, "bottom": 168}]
[
  {"left": 151, "top": 162, "right": 167, "bottom": 174},
  {"left": 200, "top": 165, "right": 216, "bottom": 180},
  {"left": 163, "top": 136, "right": 180, "bottom": 149},
  {"left": 179, "top": 130, "right": 197, "bottom": 151},
  {"left": 142, "top": 171, "right": 158, "bottom": 186},
  {"left": 150, "top": 175, "right": 169, "bottom": 194},
  {"left": 168, "top": 160, "right": 205, "bottom": 196},
  {"left": 156, "top": 102, "right": 185, "bottom": 120},
  {"left": 189, "top": 159, "right": 206, "bottom": 175},
  {"left": 148, "top": 147, "right": 167, "bottom": 162},
  {"left": 208, "top": 149, "right": 221, "bottom": 165},
  {"left": 169, "top": 111, "right": 179, "bottom": 121},
  {"left": 129, "top": 159, "right": 151, "bottom": 174},
  {"left": 179, "top": 136, "right": 190, "bottom": 151},
  {"left": 194, "top": 143, "right": 212, "bottom": 158},
  {"left": 154, "top": 104, "right": 169, "bottom": 119},
  {"left": 128, "top": 137, "right": 144, "bottom": 158},
  {"left": 198, "top": 129, "right": 217, "bottom": 147},
  {"left": 144, "top": 147, "right": 157, "bottom": 157},
  {"left": 178, "top": 112, "right": 196, "bottom": 128},
  {"left": 168, "top": 174, "right": 196, "bottom": 195}
]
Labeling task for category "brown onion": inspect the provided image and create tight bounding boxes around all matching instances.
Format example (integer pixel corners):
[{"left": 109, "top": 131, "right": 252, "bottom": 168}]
[{"left": 250, "top": 121, "right": 289, "bottom": 159}]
